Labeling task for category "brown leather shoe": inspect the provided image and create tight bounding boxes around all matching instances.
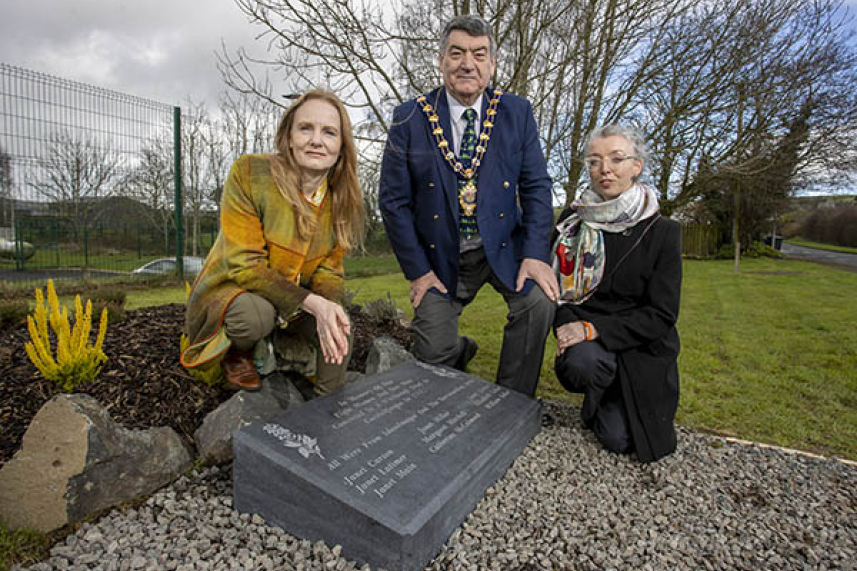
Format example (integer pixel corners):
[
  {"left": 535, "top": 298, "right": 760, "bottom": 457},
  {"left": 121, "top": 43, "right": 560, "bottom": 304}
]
[{"left": 222, "top": 349, "right": 262, "bottom": 391}]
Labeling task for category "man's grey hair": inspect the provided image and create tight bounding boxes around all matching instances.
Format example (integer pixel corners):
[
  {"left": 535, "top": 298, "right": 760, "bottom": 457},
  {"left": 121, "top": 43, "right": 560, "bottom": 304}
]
[
  {"left": 440, "top": 15, "right": 496, "bottom": 57},
  {"left": 585, "top": 124, "right": 650, "bottom": 168}
]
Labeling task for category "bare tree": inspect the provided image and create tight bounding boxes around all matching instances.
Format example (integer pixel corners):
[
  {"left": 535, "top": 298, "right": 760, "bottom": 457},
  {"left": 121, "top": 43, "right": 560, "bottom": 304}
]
[
  {"left": 202, "top": 117, "right": 231, "bottom": 217},
  {"left": 26, "top": 132, "right": 122, "bottom": 240},
  {"left": 638, "top": 0, "right": 857, "bottom": 212},
  {"left": 218, "top": 0, "right": 856, "bottom": 218},
  {"left": 124, "top": 137, "right": 175, "bottom": 253},
  {"left": 182, "top": 100, "right": 213, "bottom": 257},
  {"left": 199, "top": 89, "right": 286, "bottom": 223},
  {"left": 216, "top": 90, "right": 283, "bottom": 163},
  {"left": 218, "top": 0, "right": 696, "bottom": 203},
  {"left": 218, "top": 0, "right": 412, "bottom": 137}
]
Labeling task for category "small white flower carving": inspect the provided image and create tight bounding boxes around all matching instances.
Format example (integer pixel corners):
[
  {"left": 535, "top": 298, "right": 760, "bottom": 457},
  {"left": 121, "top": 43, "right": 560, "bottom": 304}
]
[{"left": 263, "top": 423, "right": 325, "bottom": 460}]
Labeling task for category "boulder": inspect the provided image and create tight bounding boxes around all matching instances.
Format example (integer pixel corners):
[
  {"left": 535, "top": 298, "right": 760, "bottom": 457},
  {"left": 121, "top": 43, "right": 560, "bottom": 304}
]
[
  {"left": 364, "top": 336, "right": 415, "bottom": 375},
  {"left": 271, "top": 330, "right": 317, "bottom": 378},
  {"left": 0, "top": 394, "right": 192, "bottom": 533},
  {"left": 346, "top": 370, "right": 366, "bottom": 384},
  {"left": 194, "top": 371, "right": 305, "bottom": 465}
]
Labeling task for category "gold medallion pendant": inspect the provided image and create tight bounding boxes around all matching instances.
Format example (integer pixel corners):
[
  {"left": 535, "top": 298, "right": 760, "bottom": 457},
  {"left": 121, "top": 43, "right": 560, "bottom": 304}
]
[{"left": 460, "top": 179, "right": 477, "bottom": 215}]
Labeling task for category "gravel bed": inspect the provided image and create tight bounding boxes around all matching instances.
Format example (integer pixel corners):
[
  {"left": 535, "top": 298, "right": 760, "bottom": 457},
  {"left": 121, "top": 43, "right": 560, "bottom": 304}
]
[{"left": 19, "top": 402, "right": 857, "bottom": 571}]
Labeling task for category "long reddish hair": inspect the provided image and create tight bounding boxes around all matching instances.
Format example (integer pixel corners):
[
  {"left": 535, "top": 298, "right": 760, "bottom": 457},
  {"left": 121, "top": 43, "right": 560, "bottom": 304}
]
[{"left": 270, "top": 90, "right": 364, "bottom": 250}]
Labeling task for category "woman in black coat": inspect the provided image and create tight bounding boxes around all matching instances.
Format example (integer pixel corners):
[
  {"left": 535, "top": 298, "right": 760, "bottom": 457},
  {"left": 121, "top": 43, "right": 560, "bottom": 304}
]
[{"left": 552, "top": 124, "right": 682, "bottom": 463}]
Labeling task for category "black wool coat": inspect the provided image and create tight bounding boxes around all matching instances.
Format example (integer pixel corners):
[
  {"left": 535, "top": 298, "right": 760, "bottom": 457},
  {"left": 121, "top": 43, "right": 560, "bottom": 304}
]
[{"left": 554, "top": 210, "right": 682, "bottom": 462}]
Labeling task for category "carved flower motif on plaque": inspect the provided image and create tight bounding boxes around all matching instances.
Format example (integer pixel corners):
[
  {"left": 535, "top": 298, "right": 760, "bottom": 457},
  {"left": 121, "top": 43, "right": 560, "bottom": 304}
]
[{"left": 263, "top": 423, "right": 325, "bottom": 459}]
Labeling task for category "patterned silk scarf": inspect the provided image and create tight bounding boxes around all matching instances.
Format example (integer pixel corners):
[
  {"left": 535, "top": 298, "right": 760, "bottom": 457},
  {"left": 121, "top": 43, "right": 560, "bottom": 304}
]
[
  {"left": 552, "top": 183, "right": 660, "bottom": 304},
  {"left": 305, "top": 178, "right": 328, "bottom": 207}
]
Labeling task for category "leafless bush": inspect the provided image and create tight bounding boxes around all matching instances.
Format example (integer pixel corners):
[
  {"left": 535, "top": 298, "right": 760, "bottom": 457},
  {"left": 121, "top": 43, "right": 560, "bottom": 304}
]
[{"left": 800, "top": 204, "right": 857, "bottom": 247}]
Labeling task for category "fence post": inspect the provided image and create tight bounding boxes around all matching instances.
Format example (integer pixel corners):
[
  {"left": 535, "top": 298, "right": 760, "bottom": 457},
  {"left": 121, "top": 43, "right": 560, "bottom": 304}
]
[{"left": 174, "top": 106, "right": 184, "bottom": 279}]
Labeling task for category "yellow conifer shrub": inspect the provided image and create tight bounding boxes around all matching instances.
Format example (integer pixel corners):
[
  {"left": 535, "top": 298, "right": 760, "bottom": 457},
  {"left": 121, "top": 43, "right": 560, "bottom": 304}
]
[{"left": 24, "top": 279, "right": 109, "bottom": 391}]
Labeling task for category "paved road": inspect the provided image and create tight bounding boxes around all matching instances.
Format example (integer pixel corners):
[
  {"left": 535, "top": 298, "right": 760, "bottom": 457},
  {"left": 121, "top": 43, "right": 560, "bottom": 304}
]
[{"left": 781, "top": 242, "right": 857, "bottom": 270}]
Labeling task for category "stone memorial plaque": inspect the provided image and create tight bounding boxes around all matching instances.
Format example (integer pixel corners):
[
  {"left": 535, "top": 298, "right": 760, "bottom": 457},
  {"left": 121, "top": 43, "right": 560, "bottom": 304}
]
[{"left": 233, "top": 361, "right": 541, "bottom": 571}]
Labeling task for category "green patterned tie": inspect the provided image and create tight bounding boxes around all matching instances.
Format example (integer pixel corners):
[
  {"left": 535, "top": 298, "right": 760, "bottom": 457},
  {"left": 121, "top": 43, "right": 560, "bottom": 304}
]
[{"left": 458, "top": 108, "right": 478, "bottom": 240}]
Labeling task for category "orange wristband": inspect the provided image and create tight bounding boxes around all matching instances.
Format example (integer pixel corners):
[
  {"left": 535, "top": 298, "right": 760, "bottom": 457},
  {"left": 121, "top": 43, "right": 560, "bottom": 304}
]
[{"left": 581, "top": 321, "right": 594, "bottom": 341}]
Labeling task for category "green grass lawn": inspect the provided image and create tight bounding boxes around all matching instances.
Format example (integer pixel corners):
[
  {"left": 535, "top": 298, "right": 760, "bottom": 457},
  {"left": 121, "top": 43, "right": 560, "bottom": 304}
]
[
  {"left": 118, "top": 253, "right": 404, "bottom": 309},
  {"left": 16, "top": 250, "right": 167, "bottom": 272},
  {"left": 8, "top": 251, "right": 401, "bottom": 276},
  {"left": 786, "top": 236, "right": 857, "bottom": 255},
  {"left": 16, "top": 255, "right": 857, "bottom": 461},
  {"left": 3, "top": 255, "right": 856, "bottom": 571},
  {"left": 343, "top": 253, "right": 402, "bottom": 277},
  {"left": 348, "top": 257, "right": 857, "bottom": 461},
  {"left": 680, "top": 259, "right": 856, "bottom": 458}
]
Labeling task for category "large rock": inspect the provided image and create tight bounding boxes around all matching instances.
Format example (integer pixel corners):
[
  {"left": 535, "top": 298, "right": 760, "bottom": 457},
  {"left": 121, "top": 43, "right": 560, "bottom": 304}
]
[
  {"left": 365, "top": 336, "right": 415, "bottom": 375},
  {"left": 0, "top": 394, "right": 192, "bottom": 532},
  {"left": 194, "top": 371, "right": 305, "bottom": 465},
  {"left": 272, "top": 330, "right": 317, "bottom": 378}
]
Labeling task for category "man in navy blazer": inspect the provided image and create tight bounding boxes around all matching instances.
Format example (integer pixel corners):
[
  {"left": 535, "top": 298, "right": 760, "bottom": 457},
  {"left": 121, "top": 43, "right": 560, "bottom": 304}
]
[{"left": 379, "top": 14, "right": 558, "bottom": 397}]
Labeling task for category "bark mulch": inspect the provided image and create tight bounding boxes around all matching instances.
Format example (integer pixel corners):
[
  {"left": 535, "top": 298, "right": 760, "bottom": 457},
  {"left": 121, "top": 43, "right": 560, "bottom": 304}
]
[{"left": 0, "top": 303, "right": 412, "bottom": 469}]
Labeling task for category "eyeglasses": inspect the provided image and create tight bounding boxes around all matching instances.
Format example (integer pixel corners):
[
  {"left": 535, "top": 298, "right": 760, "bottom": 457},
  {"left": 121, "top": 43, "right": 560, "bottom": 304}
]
[{"left": 583, "top": 155, "right": 638, "bottom": 170}]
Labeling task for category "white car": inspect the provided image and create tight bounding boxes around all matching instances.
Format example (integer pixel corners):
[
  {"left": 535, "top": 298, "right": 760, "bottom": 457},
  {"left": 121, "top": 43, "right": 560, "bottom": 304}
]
[
  {"left": 0, "top": 238, "right": 35, "bottom": 261},
  {"left": 131, "top": 256, "right": 204, "bottom": 277}
]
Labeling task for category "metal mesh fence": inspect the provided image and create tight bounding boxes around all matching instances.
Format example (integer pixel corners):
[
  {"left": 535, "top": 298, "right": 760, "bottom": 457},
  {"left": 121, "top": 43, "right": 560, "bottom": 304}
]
[{"left": 0, "top": 63, "right": 183, "bottom": 286}]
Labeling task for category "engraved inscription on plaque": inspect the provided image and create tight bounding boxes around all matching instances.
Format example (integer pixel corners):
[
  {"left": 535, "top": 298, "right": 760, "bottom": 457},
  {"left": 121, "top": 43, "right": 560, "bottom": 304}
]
[
  {"left": 260, "top": 364, "right": 512, "bottom": 502},
  {"left": 233, "top": 361, "right": 540, "bottom": 571}
]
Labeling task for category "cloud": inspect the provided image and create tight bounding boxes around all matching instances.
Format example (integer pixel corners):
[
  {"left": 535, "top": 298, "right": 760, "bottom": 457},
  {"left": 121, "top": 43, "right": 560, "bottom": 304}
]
[{"left": 1, "top": 0, "right": 263, "bottom": 106}]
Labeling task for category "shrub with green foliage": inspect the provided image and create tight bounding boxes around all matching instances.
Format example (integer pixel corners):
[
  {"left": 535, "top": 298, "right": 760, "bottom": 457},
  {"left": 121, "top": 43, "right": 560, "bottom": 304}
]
[
  {"left": 91, "top": 286, "right": 128, "bottom": 306},
  {"left": 363, "top": 292, "right": 401, "bottom": 324},
  {"left": 88, "top": 287, "right": 128, "bottom": 324},
  {"left": 90, "top": 300, "right": 127, "bottom": 324},
  {"left": 0, "top": 299, "right": 29, "bottom": 328},
  {"left": 713, "top": 241, "right": 784, "bottom": 260}
]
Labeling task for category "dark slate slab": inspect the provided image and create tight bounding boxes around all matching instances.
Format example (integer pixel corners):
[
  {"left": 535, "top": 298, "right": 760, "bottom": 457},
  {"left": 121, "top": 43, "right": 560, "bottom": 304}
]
[{"left": 233, "top": 361, "right": 541, "bottom": 571}]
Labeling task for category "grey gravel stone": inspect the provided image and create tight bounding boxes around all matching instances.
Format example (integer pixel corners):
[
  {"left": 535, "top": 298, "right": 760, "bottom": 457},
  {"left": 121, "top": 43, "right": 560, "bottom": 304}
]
[{"left": 16, "top": 401, "right": 857, "bottom": 571}]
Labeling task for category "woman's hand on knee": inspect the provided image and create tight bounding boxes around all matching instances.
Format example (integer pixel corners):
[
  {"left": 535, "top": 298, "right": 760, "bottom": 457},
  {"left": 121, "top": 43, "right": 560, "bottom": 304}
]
[
  {"left": 301, "top": 293, "right": 350, "bottom": 364},
  {"left": 555, "top": 321, "right": 598, "bottom": 356}
]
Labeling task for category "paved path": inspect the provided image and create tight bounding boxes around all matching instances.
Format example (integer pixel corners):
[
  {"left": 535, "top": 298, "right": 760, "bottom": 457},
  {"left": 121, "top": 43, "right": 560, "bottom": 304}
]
[{"left": 781, "top": 241, "right": 857, "bottom": 271}]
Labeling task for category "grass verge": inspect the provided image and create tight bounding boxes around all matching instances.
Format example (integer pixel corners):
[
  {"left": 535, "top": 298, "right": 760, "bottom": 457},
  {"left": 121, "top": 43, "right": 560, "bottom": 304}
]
[
  {"left": 3, "top": 256, "right": 855, "bottom": 566},
  {"left": 786, "top": 236, "right": 857, "bottom": 254},
  {"left": 12, "top": 255, "right": 856, "bottom": 461},
  {"left": 349, "top": 257, "right": 857, "bottom": 460},
  {"left": 0, "top": 523, "right": 50, "bottom": 571}
]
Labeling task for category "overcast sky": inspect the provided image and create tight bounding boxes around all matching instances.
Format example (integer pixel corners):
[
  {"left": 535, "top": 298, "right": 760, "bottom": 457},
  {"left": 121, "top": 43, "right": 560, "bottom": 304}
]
[
  {"left": 1, "top": 0, "right": 265, "bottom": 107},
  {"left": 3, "top": 0, "right": 857, "bottom": 111}
]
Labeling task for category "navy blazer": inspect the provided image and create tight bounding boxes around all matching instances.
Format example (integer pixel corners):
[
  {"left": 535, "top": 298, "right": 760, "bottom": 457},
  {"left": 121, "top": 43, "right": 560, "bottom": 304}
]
[{"left": 379, "top": 87, "right": 553, "bottom": 296}]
